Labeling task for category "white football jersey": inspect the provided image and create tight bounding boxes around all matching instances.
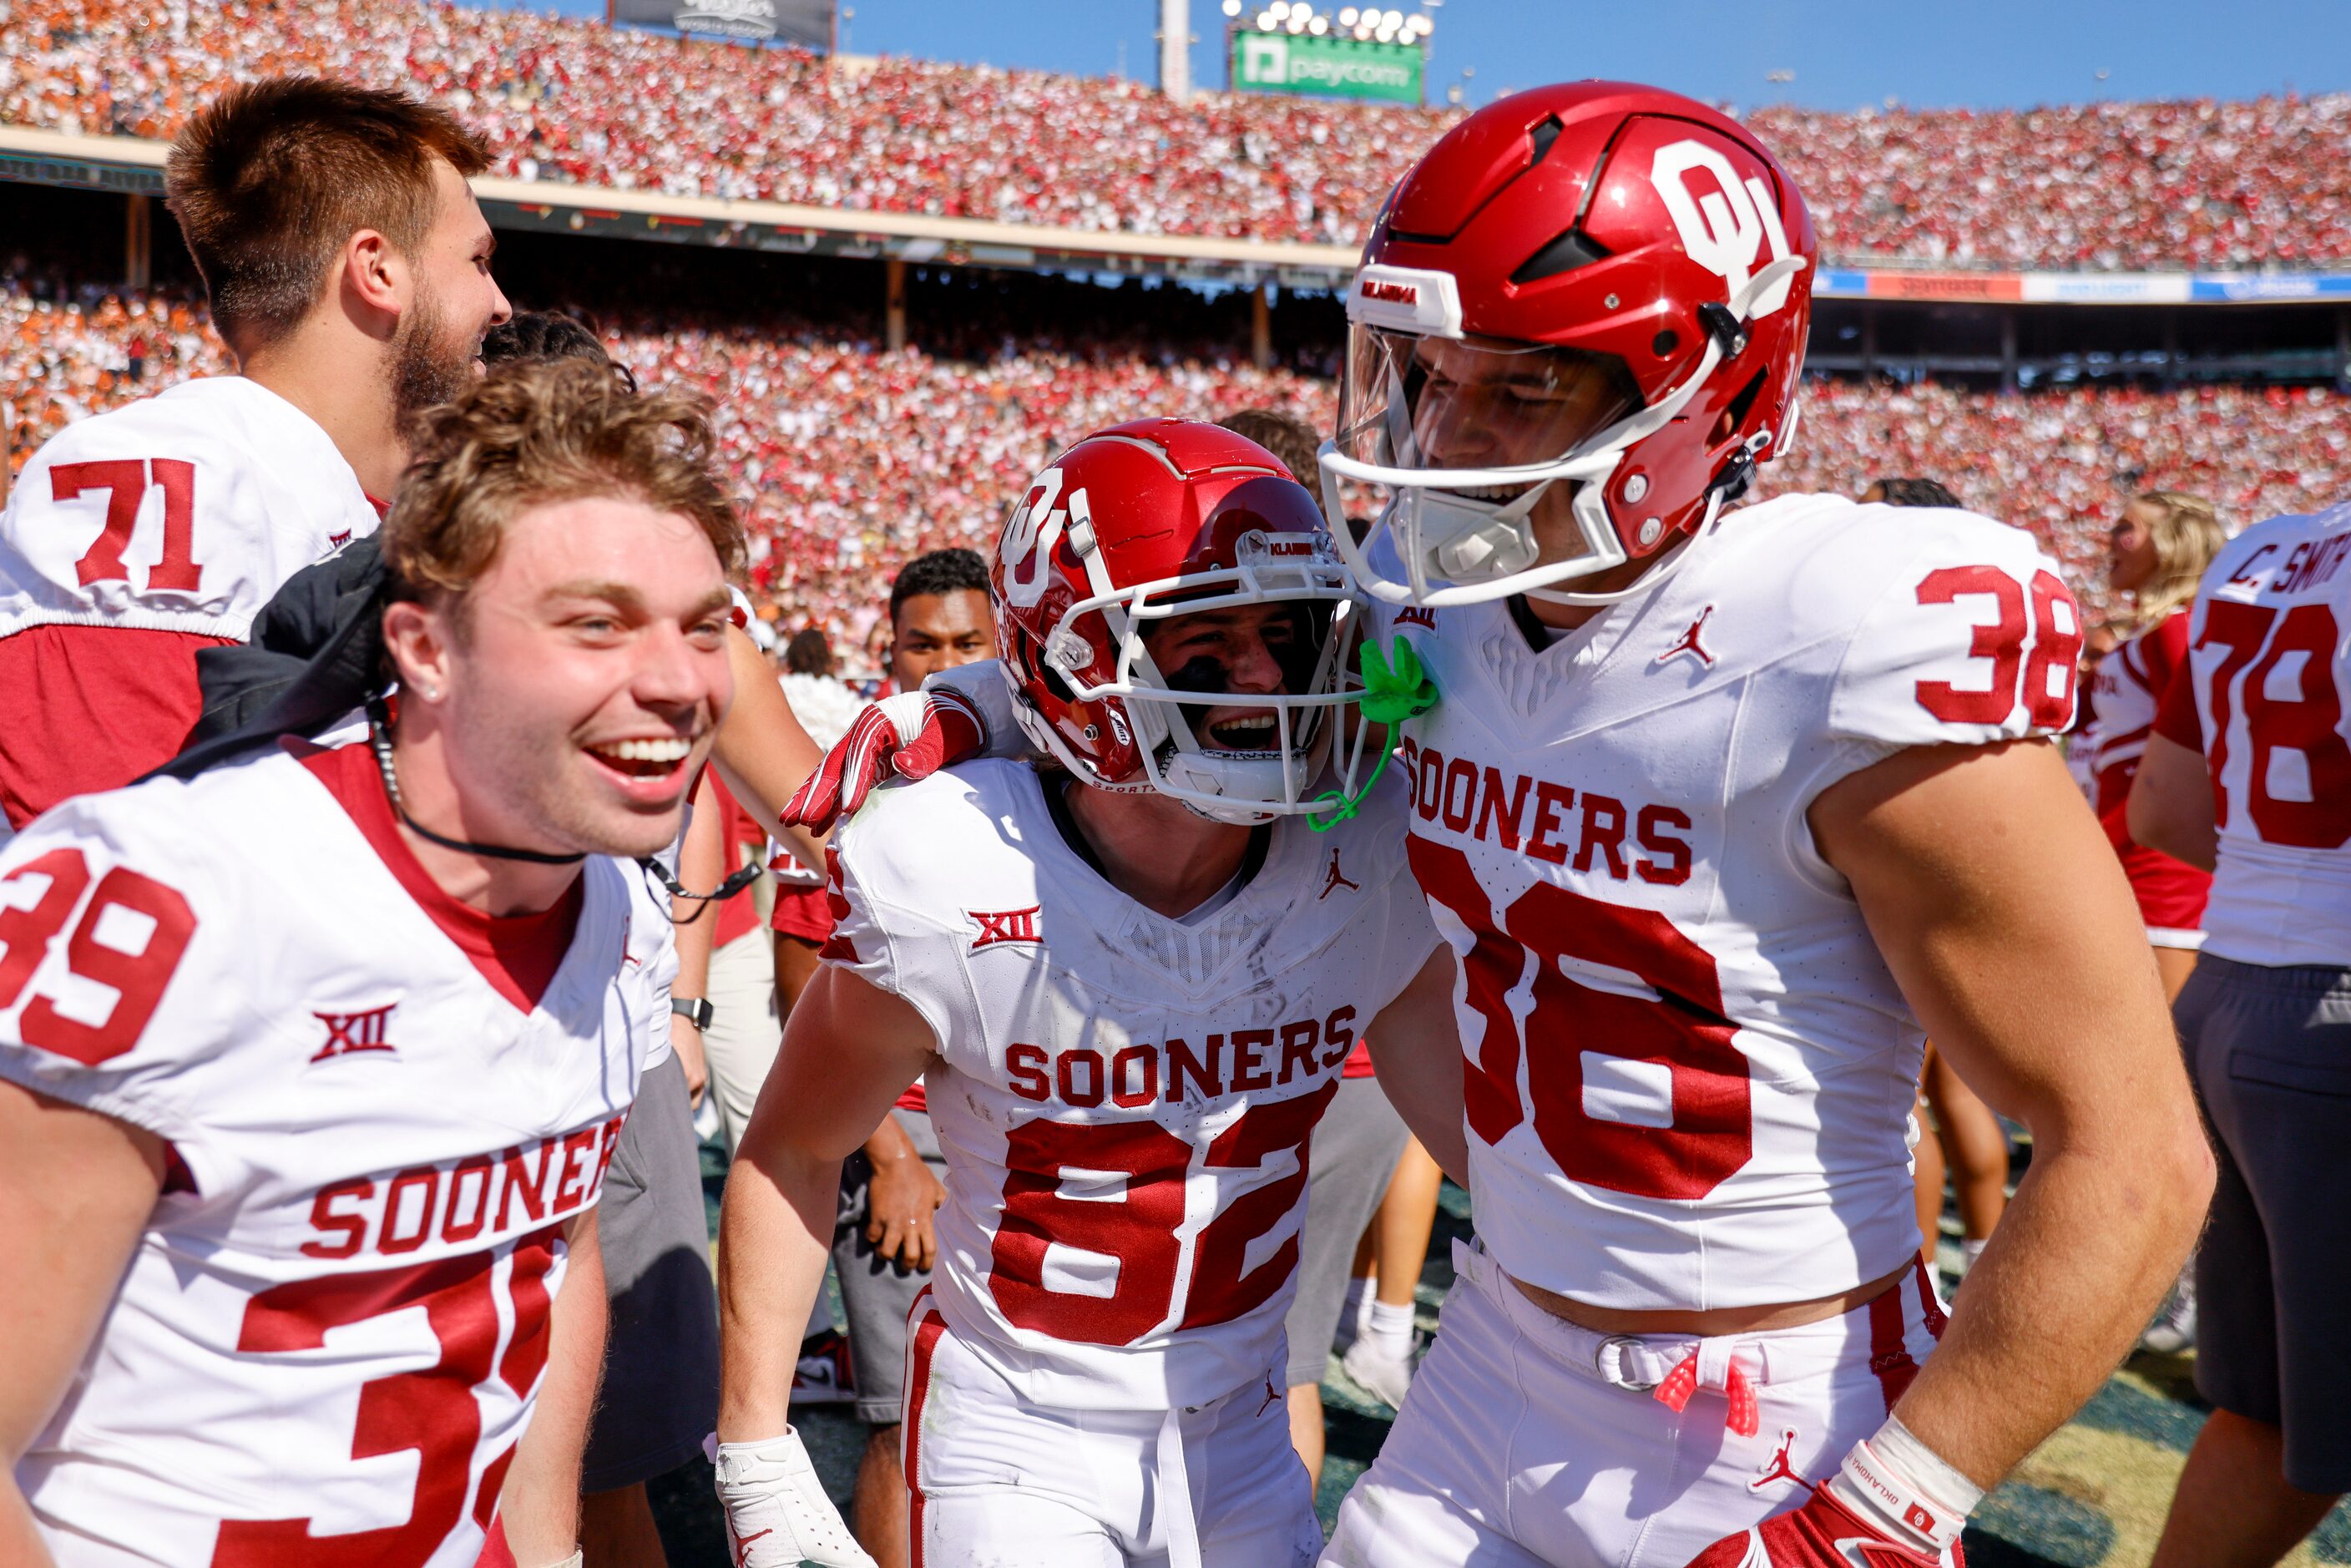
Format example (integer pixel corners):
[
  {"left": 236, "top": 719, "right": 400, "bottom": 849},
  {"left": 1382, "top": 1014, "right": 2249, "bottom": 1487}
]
[
  {"left": 0, "top": 742, "right": 647, "bottom": 1566},
  {"left": 827, "top": 761, "right": 1436, "bottom": 1410},
  {"left": 0, "top": 377, "right": 378, "bottom": 643},
  {"left": 1369, "top": 493, "right": 2082, "bottom": 1311},
  {"left": 2181, "top": 501, "right": 2351, "bottom": 967}
]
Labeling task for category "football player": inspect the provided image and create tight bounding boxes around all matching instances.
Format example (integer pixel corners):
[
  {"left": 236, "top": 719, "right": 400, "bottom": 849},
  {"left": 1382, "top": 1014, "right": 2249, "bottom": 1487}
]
[
  {"left": 0, "top": 77, "right": 510, "bottom": 827},
  {"left": 2129, "top": 498, "right": 2351, "bottom": 1568},
  {"left": 782, "top": 85, "right": 2216, "bottom": 1567},
  {"left": 711, "top": 421, "right": 1454, "bottom": 1568},
  {"left": 0, "top": 360, "right": 737, "bottom": 1567}
]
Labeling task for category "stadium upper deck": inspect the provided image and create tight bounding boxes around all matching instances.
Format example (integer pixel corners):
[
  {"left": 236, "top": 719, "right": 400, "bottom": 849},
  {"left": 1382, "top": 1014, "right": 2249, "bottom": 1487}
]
[{"left": 5, "top": 0, "right": 2350, "bottom": 273}]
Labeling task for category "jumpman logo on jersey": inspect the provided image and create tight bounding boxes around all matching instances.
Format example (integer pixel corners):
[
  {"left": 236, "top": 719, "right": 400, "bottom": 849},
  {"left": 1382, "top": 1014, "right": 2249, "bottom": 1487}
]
[
  {"left": 1656, "top": 604, "right": 1718, "bottom": 669},
  {"left": 1258, "top": 1369, "right": 1282, "bottom": 1417},
  {"left": 1748, "top": 1428, "right": 1813, "bottom": 1493},
  {"left": 731, "top": 1526, "right": 772, "bottom": 1566},
  {"left": 1319, "top": 847, "right": 1361, "bottom": 900},
  {"left": 310, "top": 1004, "right": 397, "bottom": 1063}
]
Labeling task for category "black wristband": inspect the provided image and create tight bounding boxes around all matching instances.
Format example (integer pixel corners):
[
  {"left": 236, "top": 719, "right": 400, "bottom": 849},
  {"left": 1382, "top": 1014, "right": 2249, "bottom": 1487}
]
[{"left": 670, "top": 996, "right": 715, "bottom": 1030}]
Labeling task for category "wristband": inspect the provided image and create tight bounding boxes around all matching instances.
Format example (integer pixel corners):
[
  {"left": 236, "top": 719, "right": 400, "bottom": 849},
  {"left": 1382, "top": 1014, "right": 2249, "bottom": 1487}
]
[
  {"left": 1828, "top": 1415, "right": 1984, "bottom": 1552},
  {"left": 671, "top": 996, "right": 714, "bottom": 1030}
]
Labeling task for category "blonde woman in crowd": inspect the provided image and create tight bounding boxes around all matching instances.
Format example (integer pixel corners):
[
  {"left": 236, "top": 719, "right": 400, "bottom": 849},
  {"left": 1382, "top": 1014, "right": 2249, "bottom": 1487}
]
[{"left": 2086, "top": 490, "right": 2229, "bottom": 1353}]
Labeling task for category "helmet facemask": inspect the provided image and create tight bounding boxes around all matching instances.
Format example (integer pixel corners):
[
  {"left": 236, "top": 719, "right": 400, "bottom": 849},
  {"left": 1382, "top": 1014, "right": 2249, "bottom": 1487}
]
[
  {"left": 1322, "top": 255, "right": 1808, "bottom": 609},
  {"left": 1024, "top": 539, "right": 1376, "bottom": 826}
]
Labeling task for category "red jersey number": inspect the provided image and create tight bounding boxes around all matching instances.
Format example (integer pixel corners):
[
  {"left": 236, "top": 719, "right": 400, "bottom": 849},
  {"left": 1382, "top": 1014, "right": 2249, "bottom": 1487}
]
[
  {"left": 52, "top": 458, "right": 204, "bottom": 593},
  {"left": 2194, "top": 601, "right": 2351, "bottom": 847},
  {"left": 0, "top": 847, "right": 194, "bottom": 1065},
  {"left": 989, "top": 1087, "right": 1336, "bottom": 1345},
  {"left": 210, "top": 1227, "right": 559, "bottom": 1566},
  {"left": 1411, "top": 838, "right": 1752, "bottom": 1200},
  {"left": 1914, "top": 565, "right": 2083, "bottom": 729}
]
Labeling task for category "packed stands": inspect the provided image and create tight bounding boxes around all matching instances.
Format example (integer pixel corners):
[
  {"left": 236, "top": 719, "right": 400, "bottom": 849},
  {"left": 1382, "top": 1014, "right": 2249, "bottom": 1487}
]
[
  {"left": 13, "top": 260, "right": 2348, "bottom": 652},
  {"left": 7, "top": 0, "right": 2351, "bottom": 269}
]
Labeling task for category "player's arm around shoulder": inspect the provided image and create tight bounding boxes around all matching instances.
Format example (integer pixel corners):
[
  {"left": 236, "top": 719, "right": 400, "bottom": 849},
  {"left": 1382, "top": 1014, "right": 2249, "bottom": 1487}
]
[
  {"left": 0, "top": 801, "right": 216, "bottom": 1563},
  {"left": 1810, "top": 727, "right": 2214, "bottom": 1490}
]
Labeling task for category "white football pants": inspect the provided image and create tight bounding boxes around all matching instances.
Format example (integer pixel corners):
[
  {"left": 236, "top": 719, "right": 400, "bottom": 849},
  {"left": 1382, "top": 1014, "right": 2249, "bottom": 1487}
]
[
  {"left": 1322, "top": 1240, "right": 1949, "bottom": 1568},
  {"left": 902, "top": 1291, "right": 1322, "bottom": 1568}
]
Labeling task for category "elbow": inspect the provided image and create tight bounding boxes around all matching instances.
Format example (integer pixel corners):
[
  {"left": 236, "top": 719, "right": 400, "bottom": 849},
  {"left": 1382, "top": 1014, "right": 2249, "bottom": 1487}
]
[{"left": 2151, "top": 1108, "right": 2218, "bottom": 1249}]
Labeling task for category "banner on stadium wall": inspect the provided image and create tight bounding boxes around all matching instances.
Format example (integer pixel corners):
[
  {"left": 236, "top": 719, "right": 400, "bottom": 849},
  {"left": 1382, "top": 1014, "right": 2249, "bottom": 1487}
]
[
  {"left": 1231, "top": 33, "right": 1423, "bottom": 103},
  {"left": 610, "top": 0, "right": 830, "bottom": 46},
  {"left": 1812, "top": 267, "right": 2350, "bottom": 305}
]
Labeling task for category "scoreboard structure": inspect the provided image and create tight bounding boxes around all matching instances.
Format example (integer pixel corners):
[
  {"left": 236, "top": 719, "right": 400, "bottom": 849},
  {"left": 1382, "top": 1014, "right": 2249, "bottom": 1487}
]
[{"left": 608, "top": 0, "right": 832, "bottom": 48}]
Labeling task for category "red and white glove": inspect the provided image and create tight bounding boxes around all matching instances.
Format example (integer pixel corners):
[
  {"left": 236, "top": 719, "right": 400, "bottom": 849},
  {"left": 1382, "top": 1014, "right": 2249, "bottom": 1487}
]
[
  {"left": 708, "top": 1431, "right": 877, "bottom": 1567},
  {"left": 780, "top": 688, "right": 986, "bottom": 837},
  {"left": 1684, "top": 1419, "right": 1978, "bottom": 1568}
]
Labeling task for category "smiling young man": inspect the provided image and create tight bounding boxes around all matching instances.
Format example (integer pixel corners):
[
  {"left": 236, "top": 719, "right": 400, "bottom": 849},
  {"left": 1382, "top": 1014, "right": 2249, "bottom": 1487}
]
[
  {"left": 0, "top": 76, "right": 511, "bottom": 827},
  {"left": 0, "top": 359, "right": 740, "bottom": 1568},
  {"left": 712, "top": 421, "right": 1455, "bottom": 1568}
]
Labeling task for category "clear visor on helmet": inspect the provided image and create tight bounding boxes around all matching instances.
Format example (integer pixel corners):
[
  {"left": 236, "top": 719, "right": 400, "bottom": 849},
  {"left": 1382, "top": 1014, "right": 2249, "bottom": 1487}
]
[
  {"left": 1325, "top": 326, "right": 1646, "bottom": 602},
  {"left": 1335, "top": 326, "right": 1643, "bottom": 478}
]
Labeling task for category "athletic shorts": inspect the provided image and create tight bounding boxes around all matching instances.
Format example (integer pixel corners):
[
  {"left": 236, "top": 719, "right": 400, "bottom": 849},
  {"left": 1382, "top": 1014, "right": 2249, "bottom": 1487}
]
[
  {"left": 2177, "top": 955, "right": 2351, "bottom": 1492},
  {"left": 1322, "top": 1240, "right": 1950, "bottom": 1568},
  {"left": 700, "top": 925, "right": 782, "bottom": 1155},
  {"left": 902, "top": 1290, "right": 1322, "bottom": 1568},
  {"left": 835, "top": 1108, "right": 948, "bottom": 1426},
  {"left": 1282, "top": 1075, "right": 1407, "bottom": 1388},
  {"left": 581, "top": 1054, "right": 721, "bottom": 1492}
]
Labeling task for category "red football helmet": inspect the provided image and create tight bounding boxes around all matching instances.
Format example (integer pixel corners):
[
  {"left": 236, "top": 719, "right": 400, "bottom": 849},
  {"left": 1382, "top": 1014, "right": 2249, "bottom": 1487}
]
[
  {"left": 991, "top": 419, "right": 1373, "bottom": 824},
  {"left": 1322, "top": 81, "right": 1818, "bottom": 606}
]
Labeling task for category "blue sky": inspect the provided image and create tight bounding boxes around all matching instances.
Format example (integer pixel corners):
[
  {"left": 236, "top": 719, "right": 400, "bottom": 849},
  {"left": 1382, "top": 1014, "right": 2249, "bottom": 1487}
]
[{"left": 495, "top": 0, "right": 2351, "bottom": 112}]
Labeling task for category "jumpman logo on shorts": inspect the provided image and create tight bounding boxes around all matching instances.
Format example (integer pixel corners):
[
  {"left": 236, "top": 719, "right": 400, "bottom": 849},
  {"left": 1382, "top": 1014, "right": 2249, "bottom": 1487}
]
[{"left": 1748, "top": 1429, "right": 1812, "bottom": 1493}]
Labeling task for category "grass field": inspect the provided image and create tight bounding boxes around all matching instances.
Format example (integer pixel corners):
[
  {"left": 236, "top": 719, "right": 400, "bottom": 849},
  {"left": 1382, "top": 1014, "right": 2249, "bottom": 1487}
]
[{"left": 656, "top": 1146, "right": 2351, "bottom": 1566}]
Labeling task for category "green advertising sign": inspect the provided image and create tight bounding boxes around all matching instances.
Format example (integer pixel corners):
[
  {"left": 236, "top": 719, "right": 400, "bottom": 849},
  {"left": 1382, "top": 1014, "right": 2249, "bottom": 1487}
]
[{"left": 1231, "top": 31, "right": 1423, "bottom": 104}]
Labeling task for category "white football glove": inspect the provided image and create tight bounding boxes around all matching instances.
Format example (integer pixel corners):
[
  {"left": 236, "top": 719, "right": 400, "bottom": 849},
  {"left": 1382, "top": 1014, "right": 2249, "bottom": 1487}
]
[{"left": 707, "top": 1431, "right": 877, "bottom": 1568}]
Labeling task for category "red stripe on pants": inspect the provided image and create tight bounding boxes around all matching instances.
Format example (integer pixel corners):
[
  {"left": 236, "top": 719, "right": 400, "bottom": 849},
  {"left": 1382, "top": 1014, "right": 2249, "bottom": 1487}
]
[
  {"left": 1868, "top": 1272, "right": 1921, "bottom": 1411},
  {"left": 902, "top": 1290, "right": 948, "bottom": 1568}
]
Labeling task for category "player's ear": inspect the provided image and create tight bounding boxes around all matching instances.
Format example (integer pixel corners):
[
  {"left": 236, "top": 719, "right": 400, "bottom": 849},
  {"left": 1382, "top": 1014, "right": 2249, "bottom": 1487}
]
[
  {"left": 380, "top": 598, "right": 458, "bottom": 712},
  {"left": 335, "top": 227, "right": 406, "bottom": 341}
]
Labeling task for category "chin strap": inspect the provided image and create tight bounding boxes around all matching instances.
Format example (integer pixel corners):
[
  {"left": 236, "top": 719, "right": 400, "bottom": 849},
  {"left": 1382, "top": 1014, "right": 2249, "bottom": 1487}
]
[
  {"left": 367, "top": 699, "right": 589, "bottom": 867},
  {"left": 1308, "top": 636, "right": 1438, "bottom": 832}
]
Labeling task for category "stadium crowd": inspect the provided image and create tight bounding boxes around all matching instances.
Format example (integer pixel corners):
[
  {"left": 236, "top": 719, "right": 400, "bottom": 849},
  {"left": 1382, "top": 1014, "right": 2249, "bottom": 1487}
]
[
  {"left": 6, "top": 0, "right": 2351, "bottom": 268},
  {"left": 13, "top": 269, "right": 2348, "bottom": 658}
]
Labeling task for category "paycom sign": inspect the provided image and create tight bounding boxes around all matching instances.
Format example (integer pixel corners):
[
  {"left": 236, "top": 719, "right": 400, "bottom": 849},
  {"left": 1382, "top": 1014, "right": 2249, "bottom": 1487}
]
[{"left": 1234, "top": 33, "right": 1423, "bottom": 104}]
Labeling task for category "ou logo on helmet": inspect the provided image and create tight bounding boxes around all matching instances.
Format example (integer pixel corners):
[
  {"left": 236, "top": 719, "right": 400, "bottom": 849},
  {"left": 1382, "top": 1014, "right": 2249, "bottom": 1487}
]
[
  {"left": 1001, "top": 466, "right": 1083, "bottom": 608},
  {"left": 1648, "top": 139, "right": 1797, "bottom": 319}
]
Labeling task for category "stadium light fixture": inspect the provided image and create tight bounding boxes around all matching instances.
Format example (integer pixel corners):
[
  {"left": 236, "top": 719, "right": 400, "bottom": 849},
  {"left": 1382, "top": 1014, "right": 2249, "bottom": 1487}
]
[
  {"left": 1309, "top": 13, "right": 1328, "bottom": 32},
  {"left": 1269, "top": 2, "right": 1289, "bottom": 18},
  {"left": 1222, "top": 0, "right": 1241, "bottom": 13},
  {"left": 1256, "top": 9, "right": 1277, "bottom": 26},
  {"left": 1338, "top": 4, "right": 1356, "bottom": 19}
]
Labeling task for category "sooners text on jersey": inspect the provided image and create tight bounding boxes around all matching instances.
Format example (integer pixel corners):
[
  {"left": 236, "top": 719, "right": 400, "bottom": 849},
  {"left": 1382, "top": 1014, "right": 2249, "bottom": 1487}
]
[
  {"left": 2182, "top": 500, "right": 2351, "bottom": 966},
  {"left": 0, "top": 742, "right": 649, "bottom": 1566},
  {"left": 826, "top": 761, "right": 1437, "bottom": 1410},
  {"left": 1373, "top": 493, "right": 2082, "bottom": 1311}
]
